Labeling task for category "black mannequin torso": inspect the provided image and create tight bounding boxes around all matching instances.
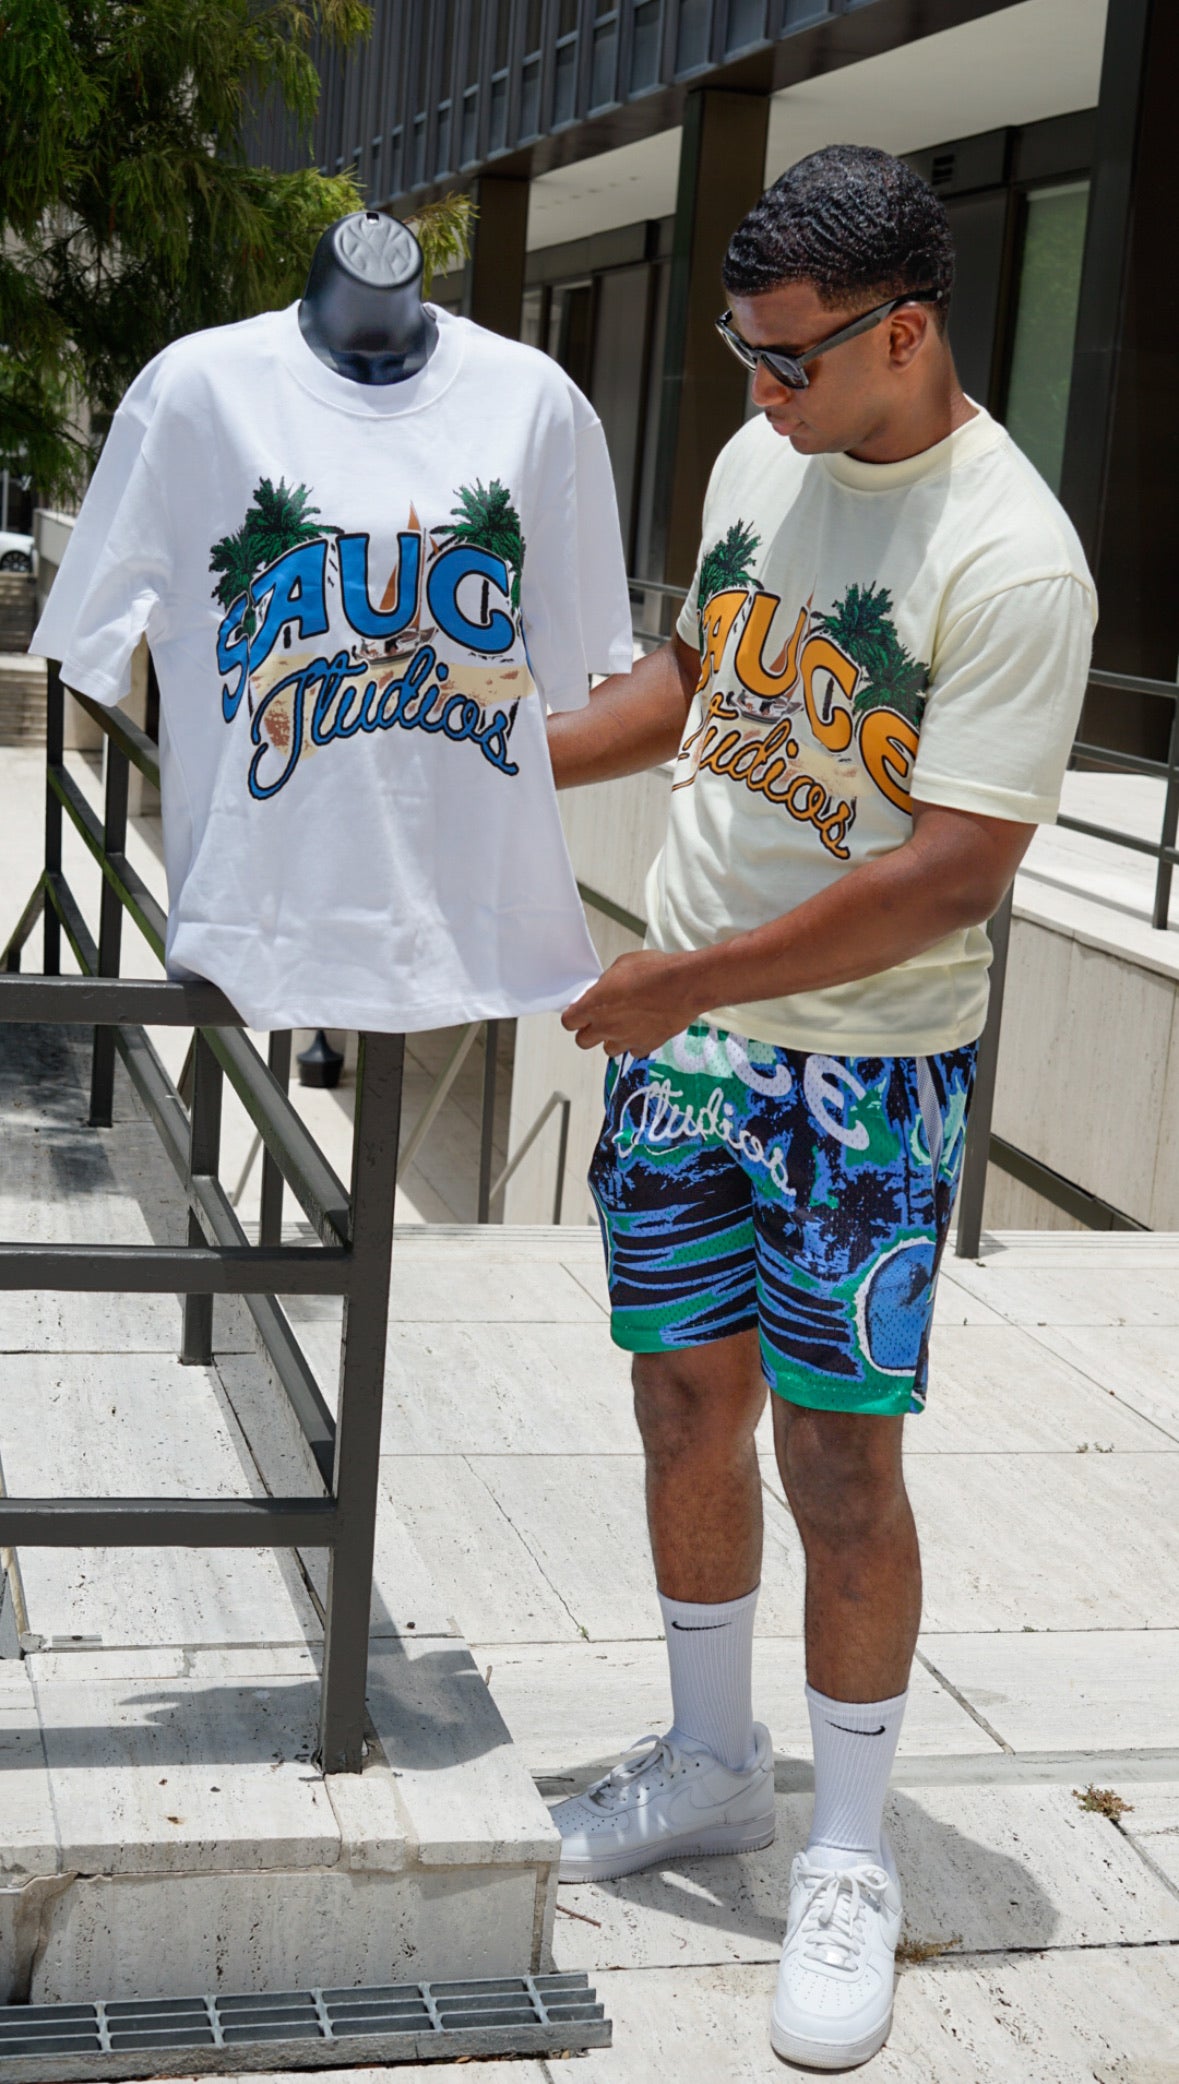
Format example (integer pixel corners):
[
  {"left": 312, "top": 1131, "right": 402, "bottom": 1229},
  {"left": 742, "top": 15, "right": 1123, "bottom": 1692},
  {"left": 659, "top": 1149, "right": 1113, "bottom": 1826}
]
[{"left": 298, "top": 210, "right": 438, "bottom": 385}]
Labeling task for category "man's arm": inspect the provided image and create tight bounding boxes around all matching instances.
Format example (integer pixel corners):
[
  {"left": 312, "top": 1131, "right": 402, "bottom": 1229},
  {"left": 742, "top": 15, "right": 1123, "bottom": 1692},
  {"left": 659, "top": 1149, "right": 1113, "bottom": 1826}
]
[
  {"left": 561, "top": 798, "right": 1033, "bottom": 1055},
  {"left": 547, "top": 635, "right": 699, "bottom": 790}
]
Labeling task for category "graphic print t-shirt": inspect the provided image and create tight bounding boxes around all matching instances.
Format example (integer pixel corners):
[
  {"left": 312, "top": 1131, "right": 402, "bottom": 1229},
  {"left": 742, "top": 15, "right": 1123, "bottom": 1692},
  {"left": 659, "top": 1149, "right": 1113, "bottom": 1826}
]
[
  {"left": 32, "top": 304, "right": 633, "bottom": 1032},
  {"left": 650, "top": 407, "right": 1096, "bottom": 1054}
]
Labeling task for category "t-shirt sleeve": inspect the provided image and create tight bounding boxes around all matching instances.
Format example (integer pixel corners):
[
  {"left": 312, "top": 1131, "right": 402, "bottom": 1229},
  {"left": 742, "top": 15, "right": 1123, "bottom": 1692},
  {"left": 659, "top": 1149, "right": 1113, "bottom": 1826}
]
[
  {"left": 30, "top": 375, "right": 169, "bottom": 707},
  {"left": 521, "top": 411, "right": 634, "bottom": 711},
  {"left": 910, "top": 573, "right": 1096, "bottom": 824}
]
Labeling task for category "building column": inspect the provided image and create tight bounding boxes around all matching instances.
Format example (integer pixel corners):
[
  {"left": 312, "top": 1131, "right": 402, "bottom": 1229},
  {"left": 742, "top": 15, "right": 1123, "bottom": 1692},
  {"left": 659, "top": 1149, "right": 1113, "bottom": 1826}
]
[
  {"left": 650, "top": 88, "right": 771, "bottom": 588},
  {"left": 462, "top": 174, "right": 530, "bottom": 340},
  {"left": 1060, "top": 0, "right": 1179, "bottom": 753}
]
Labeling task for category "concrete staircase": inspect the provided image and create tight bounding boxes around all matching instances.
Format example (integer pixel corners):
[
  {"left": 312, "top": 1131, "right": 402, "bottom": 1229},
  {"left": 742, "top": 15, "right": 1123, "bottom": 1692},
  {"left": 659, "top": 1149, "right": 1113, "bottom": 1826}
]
[{"left": 0, "top": 575, "right": 45, "bottom": 746}]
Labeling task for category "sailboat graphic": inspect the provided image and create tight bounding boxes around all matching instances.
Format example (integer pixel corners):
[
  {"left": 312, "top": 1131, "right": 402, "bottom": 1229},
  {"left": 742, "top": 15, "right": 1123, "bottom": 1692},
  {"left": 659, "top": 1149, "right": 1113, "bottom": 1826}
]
[{"left": 372, "top": 502, "right": 436, "bottom": 660}]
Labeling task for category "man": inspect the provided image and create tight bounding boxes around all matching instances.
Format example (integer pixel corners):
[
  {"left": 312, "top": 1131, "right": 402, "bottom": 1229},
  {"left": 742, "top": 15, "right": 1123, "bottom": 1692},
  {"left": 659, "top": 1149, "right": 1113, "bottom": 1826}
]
[{"left": 545, "top": 146, "right": 1095, "bottom": 2071}]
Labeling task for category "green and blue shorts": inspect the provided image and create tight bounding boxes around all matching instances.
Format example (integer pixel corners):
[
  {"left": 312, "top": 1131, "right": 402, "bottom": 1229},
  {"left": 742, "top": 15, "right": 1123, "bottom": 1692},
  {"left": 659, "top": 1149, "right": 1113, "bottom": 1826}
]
[{"left": 589, "top": 1025, "right": 977, "bottom": 1418}]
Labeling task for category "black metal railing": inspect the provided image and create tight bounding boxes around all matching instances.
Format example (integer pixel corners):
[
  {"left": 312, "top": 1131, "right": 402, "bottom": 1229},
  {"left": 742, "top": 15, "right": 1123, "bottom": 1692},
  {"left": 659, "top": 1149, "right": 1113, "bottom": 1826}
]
[{"left": 1, "top": 666, "right": 406, "bottom": 1772}]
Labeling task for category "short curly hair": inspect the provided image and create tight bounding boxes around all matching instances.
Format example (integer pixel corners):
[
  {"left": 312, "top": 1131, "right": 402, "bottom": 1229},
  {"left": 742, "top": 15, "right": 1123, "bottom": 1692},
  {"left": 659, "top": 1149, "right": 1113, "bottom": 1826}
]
[{"left": 723, "top": 145, "right": 954, "bottom": 323}]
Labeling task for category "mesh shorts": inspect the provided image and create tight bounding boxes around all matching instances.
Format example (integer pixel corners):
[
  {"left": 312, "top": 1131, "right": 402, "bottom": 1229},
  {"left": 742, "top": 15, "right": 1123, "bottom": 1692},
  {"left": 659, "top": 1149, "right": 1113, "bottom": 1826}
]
[{"left": 588, "top": 1024, "right": 977, "bottom": 1418}]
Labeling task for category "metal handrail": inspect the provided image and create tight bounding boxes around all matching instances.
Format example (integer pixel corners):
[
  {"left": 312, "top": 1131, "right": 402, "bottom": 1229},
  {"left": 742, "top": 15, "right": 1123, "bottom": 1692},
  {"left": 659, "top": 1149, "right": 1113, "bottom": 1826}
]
[
  {"left": 0, "top": 665, "right": 404, "bottom": 1772},
  {"left": 489, "top": 1090, "right": 571, "bottom": 1225}
]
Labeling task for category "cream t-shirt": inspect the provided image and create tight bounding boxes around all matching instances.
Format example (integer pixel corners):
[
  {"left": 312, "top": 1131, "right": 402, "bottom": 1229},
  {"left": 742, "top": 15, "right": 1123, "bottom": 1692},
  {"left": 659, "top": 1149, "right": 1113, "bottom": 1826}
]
[{"left": 648, "top": 407, "right": 1096, "bottom": 1054}]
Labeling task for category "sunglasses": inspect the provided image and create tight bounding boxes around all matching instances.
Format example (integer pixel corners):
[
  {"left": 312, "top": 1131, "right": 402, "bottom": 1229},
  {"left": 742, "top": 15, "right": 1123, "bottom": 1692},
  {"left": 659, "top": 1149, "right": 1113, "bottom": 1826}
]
[{"left": 715, "top": 290, "right": 941, "bottom": 390}]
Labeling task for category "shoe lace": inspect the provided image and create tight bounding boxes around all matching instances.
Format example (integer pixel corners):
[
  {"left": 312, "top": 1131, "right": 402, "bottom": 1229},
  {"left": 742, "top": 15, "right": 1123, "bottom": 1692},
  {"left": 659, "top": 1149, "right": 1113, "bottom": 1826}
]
[
  {"left": 584, "top": 1733, "right": 676, "bottom": 1810},
  {"left": 796, "top": 1860, "right": 890, "bottom": 1974}
]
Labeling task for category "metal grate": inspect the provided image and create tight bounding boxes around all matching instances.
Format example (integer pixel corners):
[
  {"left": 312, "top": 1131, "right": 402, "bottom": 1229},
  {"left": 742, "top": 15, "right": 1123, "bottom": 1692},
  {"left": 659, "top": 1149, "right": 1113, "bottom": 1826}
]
[{"left": 0, "top": 1974, "right": 610, "bottom": 2079}]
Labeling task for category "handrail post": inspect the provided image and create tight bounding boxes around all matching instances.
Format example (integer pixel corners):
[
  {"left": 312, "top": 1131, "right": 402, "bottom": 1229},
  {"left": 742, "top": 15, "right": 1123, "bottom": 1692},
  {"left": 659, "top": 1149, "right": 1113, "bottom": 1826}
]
[
  {"left": 477, "top": 1019, "right": 499, "bottom": 1223},
  {"left": 1153, "top": 687, "right": 1179, "bottom": 929},
  {"left": 319, "top": 1029, "right": 404, "bottom": 1773},
  {"left": 181, "top": 1031, "right": 224, "bottom": 1366},
  {"left": 43, "top": 664, "right": 63, "bottom": 976},
  {"left": 552, "top": 1094, "right": 571, "bottom": 1225},
  {"left": 259, "top": 1031, "right": 292, "bottom": 1244},
  {"left": 955, "top": 887, "right": 1015, "bottom": 1260},
  {"left": 88, "top": 737, "right": 130, "bottom": 1127}
]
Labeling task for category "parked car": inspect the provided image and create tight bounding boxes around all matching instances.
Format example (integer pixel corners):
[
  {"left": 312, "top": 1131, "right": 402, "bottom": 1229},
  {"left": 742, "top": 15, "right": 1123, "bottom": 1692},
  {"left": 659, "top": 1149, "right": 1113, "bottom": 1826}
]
[{"left": 0, "top": 530, "right": 34, "bottom": 573}]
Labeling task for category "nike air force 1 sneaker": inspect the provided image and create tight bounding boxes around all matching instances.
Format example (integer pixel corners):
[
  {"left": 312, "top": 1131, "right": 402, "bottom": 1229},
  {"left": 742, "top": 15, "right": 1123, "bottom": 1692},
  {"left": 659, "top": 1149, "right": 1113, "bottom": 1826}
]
[
  {"left": 550, "top": 1725, "right": 775, "bottom": 1883},
  {"left": 770, "top": 1836, "right": 902, "bottom": 2070}
]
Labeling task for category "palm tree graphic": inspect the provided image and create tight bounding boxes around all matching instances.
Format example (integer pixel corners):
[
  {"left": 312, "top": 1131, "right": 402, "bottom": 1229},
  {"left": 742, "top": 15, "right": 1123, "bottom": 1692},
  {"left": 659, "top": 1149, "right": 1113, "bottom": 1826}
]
[
  {"left": 438, "top": 478, "right": 525, "bottom": 623},
  {"left": 814, "top": 583, "right": 929, "bottom": 727},
  {"left": 698, "top": 520, "right": 761, "bottom": 613},
  {"left": 209, "top": 479, "right": 337, "bottom": 712}
]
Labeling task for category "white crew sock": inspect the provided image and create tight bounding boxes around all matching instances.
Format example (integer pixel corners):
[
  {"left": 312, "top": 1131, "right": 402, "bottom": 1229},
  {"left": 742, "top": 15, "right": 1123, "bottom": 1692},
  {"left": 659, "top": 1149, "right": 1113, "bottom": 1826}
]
[
  {"left": 805, "top": 1682, "right": 908, "bottom": 1867},
  {"left": 658, "top": 1585, "right": 760, "bottom": 1771}
]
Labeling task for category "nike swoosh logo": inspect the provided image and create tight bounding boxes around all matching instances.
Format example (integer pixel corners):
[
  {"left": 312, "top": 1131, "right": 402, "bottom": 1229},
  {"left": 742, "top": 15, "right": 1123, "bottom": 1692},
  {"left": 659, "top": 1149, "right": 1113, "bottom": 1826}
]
[
  {"left": 670, "top": 1620, "right": 730, "bottom": 1632},
  {"left": 827, "top": 1722, "right": 886, "bottom": 1736}
]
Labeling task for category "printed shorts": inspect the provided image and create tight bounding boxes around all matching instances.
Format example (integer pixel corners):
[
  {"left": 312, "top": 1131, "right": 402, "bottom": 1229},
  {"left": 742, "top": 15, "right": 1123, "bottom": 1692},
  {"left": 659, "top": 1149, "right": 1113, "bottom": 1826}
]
[{"left": 589, "top": 1025, "right": 977, "bottom": 1418}]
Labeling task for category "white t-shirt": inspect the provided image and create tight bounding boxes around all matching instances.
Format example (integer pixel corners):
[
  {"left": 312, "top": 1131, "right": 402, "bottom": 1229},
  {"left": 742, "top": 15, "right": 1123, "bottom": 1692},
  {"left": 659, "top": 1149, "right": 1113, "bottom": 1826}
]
[
  {"left": 33, "top": 304, "right": 633, "bottom": 1032},
  {"left": 650, "top": 407, "right": 1096, "bottom": 1054}
]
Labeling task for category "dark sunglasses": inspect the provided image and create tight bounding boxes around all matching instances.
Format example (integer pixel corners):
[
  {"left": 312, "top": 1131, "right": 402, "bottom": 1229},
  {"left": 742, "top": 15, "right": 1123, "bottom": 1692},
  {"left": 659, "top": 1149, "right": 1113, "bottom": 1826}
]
[{"left": 715, "top": 290, "right": 941, "bottom": 390}]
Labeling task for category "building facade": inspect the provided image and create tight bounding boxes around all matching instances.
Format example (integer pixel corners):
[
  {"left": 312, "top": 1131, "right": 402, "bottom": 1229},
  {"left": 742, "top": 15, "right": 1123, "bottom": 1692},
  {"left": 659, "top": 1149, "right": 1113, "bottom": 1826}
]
[{"left": 254, "top": 0, "right": 1178, "bottom": 759}]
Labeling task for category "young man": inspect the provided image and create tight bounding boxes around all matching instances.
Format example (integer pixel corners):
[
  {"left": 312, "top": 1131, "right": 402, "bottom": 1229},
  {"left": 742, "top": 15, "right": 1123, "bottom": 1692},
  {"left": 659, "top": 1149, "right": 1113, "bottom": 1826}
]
[{"left": 545, "top": 146, "right": 1095, "bottom": 2071}]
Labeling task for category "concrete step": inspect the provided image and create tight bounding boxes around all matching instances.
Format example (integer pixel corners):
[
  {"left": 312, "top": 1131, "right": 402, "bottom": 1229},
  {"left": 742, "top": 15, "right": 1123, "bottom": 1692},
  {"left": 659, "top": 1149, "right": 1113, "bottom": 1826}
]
[
  {"left": 0, "top": 654, "right": 46, "bottom": 745},
  {"left": 0, "top": 574, "right": 35, "bottom": 648}
]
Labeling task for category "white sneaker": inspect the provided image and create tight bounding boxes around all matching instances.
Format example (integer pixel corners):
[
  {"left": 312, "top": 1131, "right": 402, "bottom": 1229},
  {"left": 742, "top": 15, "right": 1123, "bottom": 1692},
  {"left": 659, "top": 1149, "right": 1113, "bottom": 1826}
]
[
  {"left": 770, "top": 1838, "right": 902, "bottom": 2070},
  {"left": 550, "top": 1726, "right": 775, "bottom": 1883}
]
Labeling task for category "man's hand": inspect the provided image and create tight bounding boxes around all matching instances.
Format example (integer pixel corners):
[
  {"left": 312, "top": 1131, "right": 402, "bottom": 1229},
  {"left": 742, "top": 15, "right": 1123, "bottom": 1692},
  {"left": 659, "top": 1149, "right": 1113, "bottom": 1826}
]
[{"left": 562, "top": 949, "right": 704, "bottom": 1056}]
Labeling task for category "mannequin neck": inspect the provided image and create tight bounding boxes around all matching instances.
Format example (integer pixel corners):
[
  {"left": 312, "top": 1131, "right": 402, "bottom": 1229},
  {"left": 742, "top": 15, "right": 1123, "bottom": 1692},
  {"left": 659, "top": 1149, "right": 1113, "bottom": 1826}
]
[{"left": 298, "top": 271, "right": 438, "bottom": 386}]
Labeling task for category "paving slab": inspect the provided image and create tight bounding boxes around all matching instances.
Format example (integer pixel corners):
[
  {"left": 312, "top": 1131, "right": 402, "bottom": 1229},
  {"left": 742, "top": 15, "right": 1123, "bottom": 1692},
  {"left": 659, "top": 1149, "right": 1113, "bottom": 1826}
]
[
  {"left": 948, "top": 1256, "right": 1179, "bottom": 1326},
  {"left": 551, "top": 1782, "right": 1179, "bottom": 1975},
  {"left": 30, "top": 1671, "right": 339, "bottom": 1876},
  {"left": 919, "top": 1630, "right": 1179, "bottom": 1752},
  {"left": 909, "top": 1321, "right": 1174, "bottom": 1452},
  {"left": 380, "top": 1454, "right": 582, "bottom": 1643},
  {"left": 544, "top": 1946, "right": 1179, "bottom": 2084},
  {"left": 0, "top": 1351, "right": 318, "bottom": 1648},
  {"left": 0, "top": 1663, "right": 57, "bottom": 1877},
  {"left": 908, "top": 1451, "right": 1179, "bottom": 1632},
  {"left": 458, "top": 1453, "right": 807, "bottom": 1641},
  {"left": 365, "top": 1634, "right": 559, "bottom": 1869},
  {"left": 1116, "top": 1783, "right": 1179, "bottom": 1894},
  {"left": 1032, "top": 1321, "right": 1179, "bottom": 1443},
  {"left": 478, "top": 1638, "right": 992, "bottom": 1786},
  {"left": 214, "top": 1350, "right": 461, "bottom": 1640},
  {"left": 379, "top": 1320, "right": 635, "bottom": 1456}
]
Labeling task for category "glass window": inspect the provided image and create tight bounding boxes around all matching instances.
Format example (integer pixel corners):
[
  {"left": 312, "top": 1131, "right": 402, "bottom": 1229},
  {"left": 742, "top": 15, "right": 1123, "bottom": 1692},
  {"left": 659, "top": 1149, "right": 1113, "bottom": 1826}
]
[
  {"left": 630, "top": 0, "right": 663, "bottom": 90},
  {"left": 1003, "top": 180, "right": 1090, "bottom": 493},
  {"left": 726, "top": 0, "right": 765, "bottom": 47},
  {"left": 782, "top": 0, "right": 830, "bottom": 25},
  {"left": 676, "top": 0, "right": 710, "bottom": 72},
  {"left": 590, "top": 17, "right": 618, "bottom": 108}
]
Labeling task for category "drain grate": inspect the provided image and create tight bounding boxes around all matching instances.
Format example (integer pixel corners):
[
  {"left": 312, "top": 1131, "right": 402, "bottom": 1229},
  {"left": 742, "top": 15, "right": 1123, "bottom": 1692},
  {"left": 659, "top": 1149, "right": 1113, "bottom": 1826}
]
[{"left": 0, "top": 1973, "right": 610, "bottom": 2079}]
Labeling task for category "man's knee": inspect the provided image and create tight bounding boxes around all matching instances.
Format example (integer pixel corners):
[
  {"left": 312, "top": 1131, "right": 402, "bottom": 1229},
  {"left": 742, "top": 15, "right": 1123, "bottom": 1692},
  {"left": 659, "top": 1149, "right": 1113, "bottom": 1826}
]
[
  {"left": 632, "top": 1338, "right": 764, "bottom": 1463},
  {"left": 774, "top": 1403, "right": 908, "bottom": 1548}
]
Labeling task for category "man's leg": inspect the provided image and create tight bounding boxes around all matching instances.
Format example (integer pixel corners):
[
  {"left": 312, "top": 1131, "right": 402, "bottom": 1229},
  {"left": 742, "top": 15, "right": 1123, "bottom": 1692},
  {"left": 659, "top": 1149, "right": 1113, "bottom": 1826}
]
[
  {"left": 550, "top": 1328, "right": 776, "bottom": 1878},
  {"left": 634, "top": 1330, "right": 765, "bottom": 1600},
  {"left": 773, "top": 1401, "right": 916, "bottom": 1867},
  {"left": 635, "top": 1333, "right": 765, "bottom": 1772}
]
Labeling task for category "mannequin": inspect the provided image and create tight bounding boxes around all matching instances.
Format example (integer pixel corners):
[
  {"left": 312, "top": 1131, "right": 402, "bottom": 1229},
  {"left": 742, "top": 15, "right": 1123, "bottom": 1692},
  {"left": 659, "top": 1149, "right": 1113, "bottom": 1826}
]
[{"left": 298, "top": 209, "right": 438, "bottom": 385}]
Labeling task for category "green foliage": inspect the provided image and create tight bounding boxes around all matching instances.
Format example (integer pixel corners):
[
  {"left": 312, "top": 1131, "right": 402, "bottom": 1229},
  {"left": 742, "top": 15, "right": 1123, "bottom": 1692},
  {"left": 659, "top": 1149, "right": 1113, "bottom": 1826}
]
[
  {"left": 0, "top": 0, "right": 371, "bottom": 504},
  {"left": 441, "top": 479, "right": 526, "bottom": 609},
  {"left": 698, "top": 520, "right": 760, "bottom": 612},
  {"left": 814, "top": 582, "right": 930, "bottom": 727},
  {"left": 407, "top": 193, "right": 477, "bottom": 299},
  {"left": 209, "top": 476, "right": 334, "bottom": 635}
]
